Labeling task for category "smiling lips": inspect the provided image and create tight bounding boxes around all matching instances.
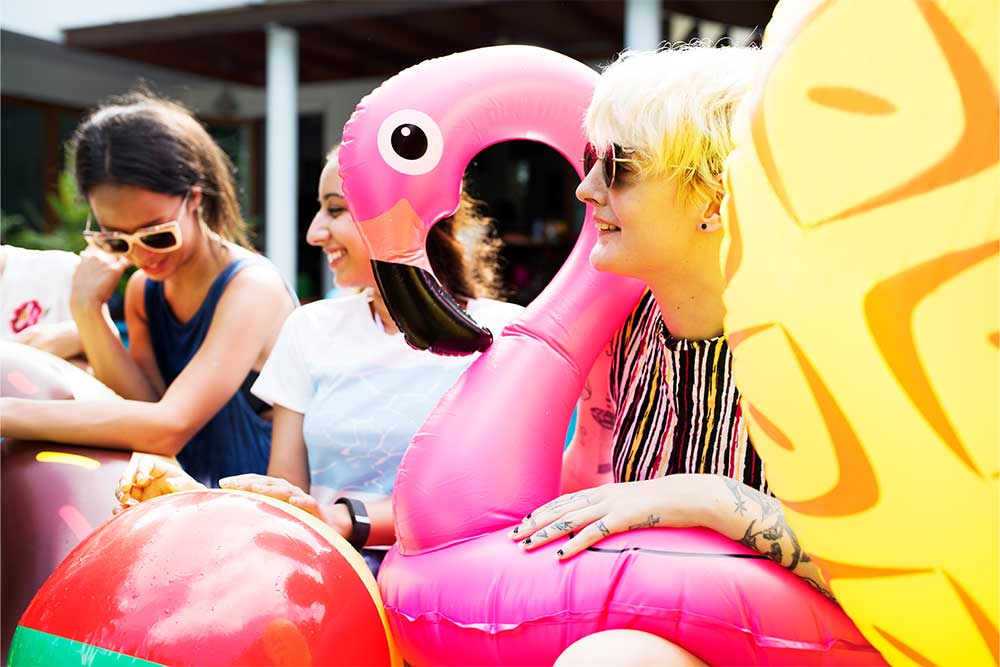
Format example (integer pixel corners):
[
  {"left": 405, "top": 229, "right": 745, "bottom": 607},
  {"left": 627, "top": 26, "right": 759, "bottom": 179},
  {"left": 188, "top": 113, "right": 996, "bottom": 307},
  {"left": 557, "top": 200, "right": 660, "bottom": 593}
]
[
  {"left": 326, "top": 248, "right": 347, "bottom": 265},
  {"left": 596, "top": 222, "right": 621, "bottom": 232},
  {"left": 143, "top": 258, "right": 166, "bottom": 273}
]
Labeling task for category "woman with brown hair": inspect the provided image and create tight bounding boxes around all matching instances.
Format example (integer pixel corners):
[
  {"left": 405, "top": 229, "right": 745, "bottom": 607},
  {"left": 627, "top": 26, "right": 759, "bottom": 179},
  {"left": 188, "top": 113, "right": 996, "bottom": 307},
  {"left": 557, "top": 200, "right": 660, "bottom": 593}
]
[
  {"left": 117, "top": 144, "right": 523, "bottom": 574},
  {"left": 0, "top": 91, "right": 297, "bottom": 487}
]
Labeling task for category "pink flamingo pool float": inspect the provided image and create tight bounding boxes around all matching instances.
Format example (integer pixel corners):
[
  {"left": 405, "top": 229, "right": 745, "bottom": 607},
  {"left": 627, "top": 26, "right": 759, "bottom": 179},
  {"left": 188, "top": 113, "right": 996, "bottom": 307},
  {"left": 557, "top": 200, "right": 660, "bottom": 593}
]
[{"left": 339, "top": 46, "right": 884, "bottom": 666}]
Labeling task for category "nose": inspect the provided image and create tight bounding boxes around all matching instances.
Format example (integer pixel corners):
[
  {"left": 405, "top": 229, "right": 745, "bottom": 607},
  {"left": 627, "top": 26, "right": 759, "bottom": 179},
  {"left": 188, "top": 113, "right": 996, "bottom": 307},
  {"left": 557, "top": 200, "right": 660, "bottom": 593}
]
[
  {"left": 576, "top": 162, "right": 607, "bottom": 208},
  {"left": 127, "top": 243, "right": 154, "bottom": 266},
  {"left": 306, "top": 209, "right": 332, "bottom": 247}
]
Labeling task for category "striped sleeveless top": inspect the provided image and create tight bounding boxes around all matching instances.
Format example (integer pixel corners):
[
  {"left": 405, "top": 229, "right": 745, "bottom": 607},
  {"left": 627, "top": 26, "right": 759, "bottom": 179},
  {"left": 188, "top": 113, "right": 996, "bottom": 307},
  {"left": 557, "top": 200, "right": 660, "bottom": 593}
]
[{"left": 609, "top": 291, "right": 769, "bottom": 493}]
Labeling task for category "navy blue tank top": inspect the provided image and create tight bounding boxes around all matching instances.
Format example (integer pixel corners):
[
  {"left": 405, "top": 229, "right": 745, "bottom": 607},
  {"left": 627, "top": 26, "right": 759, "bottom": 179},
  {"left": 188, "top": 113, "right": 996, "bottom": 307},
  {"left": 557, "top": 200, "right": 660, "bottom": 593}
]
[{"left": 145, "top": 256, "right": 291, "bottom": 487}]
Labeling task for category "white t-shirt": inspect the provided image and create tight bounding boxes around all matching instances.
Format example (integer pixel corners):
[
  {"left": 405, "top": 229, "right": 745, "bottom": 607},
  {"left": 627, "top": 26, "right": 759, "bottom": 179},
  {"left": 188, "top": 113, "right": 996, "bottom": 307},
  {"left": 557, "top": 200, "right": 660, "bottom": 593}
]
[
  {"left": 0, "top": 245, "right": 80, "bottom": 341},
  {"left": 252, "top": 290, "right": 524, "bottom": 505}
]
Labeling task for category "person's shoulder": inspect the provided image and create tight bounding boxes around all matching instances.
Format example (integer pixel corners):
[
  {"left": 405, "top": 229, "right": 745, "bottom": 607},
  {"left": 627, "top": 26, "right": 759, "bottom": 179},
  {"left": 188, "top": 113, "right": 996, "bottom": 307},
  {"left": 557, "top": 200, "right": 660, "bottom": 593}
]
[
  {"left": 467, "top": 297, "right": 525, "bottom": 331},
  {"left": 224, "top": 251, "right": 292, "bottom": 303},
  {"left": 283, "top": 292, "right": 370, "bottom": 335}
]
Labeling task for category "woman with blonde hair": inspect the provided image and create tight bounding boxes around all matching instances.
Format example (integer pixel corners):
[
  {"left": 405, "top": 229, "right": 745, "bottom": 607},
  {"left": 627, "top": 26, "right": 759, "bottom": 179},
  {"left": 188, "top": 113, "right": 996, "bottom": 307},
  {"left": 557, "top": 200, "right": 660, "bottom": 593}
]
[
  {"left": 118, "top": 143, "right": 523, "bottom": 574},
  {"left": 510, "top": 46, "right": 832, "bottom": 665}
]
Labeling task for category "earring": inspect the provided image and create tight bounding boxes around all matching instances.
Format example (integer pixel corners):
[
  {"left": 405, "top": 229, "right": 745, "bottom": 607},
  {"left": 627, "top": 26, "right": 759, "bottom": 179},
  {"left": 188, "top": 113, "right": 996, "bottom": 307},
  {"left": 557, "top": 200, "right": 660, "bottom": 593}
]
[{"left": 699, "top": 221, "right": 721, "bottom": 233}]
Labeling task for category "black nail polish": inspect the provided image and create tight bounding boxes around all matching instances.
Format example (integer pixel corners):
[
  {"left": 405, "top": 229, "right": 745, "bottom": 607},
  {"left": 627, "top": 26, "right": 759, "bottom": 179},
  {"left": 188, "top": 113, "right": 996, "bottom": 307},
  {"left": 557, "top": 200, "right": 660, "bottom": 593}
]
[
  {"left": 557, "top": 549, "right": 564, "bottom": 557},
  {"left": 568, "top": 531, "right": 575, "bottom": 539},
  {"left": 512, "top": 526, "right": 519, "bottom": 535},
  {"left": 523, "top": 538, "right": 532, "bottom": 545},
  {"left": 525, "top": 513, "right": 532, "bottom": 520}
]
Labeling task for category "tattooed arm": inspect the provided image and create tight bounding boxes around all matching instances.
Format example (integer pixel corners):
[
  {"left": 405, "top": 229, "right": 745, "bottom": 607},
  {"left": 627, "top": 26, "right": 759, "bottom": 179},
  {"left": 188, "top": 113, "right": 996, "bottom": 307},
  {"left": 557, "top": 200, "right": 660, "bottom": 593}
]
[
  {"left": 714, "top": 478, "right": 834, "bottom": 601},
  {"left": 561, "top": 339, "right": 616, "bottom": 494},
  {"left": 512, "top": 473, "right": 835, "bottom": 602}
]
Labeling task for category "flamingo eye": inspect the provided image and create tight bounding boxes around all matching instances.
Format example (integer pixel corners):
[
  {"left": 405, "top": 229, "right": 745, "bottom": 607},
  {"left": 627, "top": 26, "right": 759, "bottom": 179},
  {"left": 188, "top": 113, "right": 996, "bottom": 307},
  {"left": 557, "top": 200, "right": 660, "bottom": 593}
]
[{"left": 377, "top": 109, "right": 443, "bottom": 176}]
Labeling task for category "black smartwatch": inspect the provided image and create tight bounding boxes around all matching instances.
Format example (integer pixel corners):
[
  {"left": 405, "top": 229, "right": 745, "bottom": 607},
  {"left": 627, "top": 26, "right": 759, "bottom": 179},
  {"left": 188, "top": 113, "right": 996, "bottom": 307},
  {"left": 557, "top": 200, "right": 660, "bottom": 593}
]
[{"left": 334, "top": 497, "right": 370, "bottom": 551}]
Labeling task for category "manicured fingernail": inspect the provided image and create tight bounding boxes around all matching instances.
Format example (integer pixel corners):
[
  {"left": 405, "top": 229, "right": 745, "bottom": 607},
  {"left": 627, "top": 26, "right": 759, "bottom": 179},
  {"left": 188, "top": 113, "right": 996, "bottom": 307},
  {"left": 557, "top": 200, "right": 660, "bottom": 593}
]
[
  {"left": 568, "top": 531, "right": 575, "bottom": 539},
  {"left": 523, "top": 538, "right": 532, "bottom": 546},
  {"left": 512, "top": 526, "right": 519, "bottom": 535},
  {"left": 556, "top": 549, "right": 564, "bottom": 558},
  {"left": 524, "top": 513, "right": 532, "bottom": 520}
]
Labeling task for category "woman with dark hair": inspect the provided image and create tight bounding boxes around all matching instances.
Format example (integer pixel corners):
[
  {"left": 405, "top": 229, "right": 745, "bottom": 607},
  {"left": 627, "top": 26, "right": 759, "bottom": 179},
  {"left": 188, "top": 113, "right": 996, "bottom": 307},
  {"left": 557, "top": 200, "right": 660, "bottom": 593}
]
[
  {"left": 117, "top": 144, "right": 523, "bottom": 574},
  {"left": 0, "top": 91, "right": 297, "bottom": 487}
]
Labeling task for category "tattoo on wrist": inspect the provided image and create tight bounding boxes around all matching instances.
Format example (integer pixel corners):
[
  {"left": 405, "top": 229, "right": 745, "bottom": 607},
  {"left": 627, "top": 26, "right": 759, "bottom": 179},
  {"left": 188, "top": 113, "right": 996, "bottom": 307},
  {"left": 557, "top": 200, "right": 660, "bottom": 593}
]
[
  {"left": 627, "top": 514, "right": 661, "bottom": 531},
  {"left": 731, "top": 482, "right": 815, "bottom": 576},
  {"left": 723, "top": 477, "right": 749, "bottom": 515},
  {"left": 582, "top": 379, "right": 593, "bottom": 401},
  {"left": 596, "top": 520, "right": 611, "bottom": 538}
]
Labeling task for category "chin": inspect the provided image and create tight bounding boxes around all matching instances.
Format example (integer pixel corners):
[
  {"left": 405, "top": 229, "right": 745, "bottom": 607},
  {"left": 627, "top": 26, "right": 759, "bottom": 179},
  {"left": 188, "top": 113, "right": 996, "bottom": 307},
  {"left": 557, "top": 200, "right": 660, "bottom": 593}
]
[{"left": 589, "top": 246, "right": 630, "bottom": 278}]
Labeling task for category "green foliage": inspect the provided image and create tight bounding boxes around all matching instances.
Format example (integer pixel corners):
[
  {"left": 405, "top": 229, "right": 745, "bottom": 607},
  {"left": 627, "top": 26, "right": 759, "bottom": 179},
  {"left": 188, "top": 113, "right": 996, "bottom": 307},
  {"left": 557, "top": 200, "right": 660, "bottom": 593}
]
[
  {"left": 1, "top": 161, "right": 134, "bottom": 297},
  {"left": 1, "top": 169, "right": 88, "bottom": 253}
]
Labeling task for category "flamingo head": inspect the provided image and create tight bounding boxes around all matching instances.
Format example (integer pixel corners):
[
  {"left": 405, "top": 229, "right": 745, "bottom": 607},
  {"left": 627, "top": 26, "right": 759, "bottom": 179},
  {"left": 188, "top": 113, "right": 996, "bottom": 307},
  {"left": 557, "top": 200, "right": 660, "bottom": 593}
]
[{"left": 340, "top": 46, "right": 597, "bottom": 354}]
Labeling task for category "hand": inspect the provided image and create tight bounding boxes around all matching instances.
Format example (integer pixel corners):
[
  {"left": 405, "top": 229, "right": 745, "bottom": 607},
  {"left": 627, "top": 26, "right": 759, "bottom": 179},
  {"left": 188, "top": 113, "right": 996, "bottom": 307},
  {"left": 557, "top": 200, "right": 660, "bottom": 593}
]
[
  {"left": 13, "top": 321, "right": 84, "bottom": 359},
  {"left": 114, "top": 454, "right": 203, "bottom": 515},
  {"left": 508, "top": 475, "right": 711, "bottom": 560},
  {"left": 218, "top": 474, "right": 352, "bottom": 538},
  {"left": 71, "top": 247, "right": 129, "bottom": 313}
]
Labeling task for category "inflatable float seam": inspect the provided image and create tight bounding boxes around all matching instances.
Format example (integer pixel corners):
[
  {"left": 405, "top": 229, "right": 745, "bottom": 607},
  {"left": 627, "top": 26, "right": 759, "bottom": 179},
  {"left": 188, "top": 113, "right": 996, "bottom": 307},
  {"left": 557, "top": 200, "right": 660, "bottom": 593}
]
[{"left": 384, "top": 604, "right": 879, "bottom": 652}]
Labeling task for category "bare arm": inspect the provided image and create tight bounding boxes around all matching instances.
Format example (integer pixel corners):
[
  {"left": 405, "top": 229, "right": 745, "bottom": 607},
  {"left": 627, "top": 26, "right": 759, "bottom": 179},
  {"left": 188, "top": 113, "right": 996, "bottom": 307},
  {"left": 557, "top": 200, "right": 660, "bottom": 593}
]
[
  {"left": 561, "top": 340, "right": 616, "bottom": 493},
  {"left": 3, "top": 266, "right": 295, "bottom": 455},
  {"left": 512, "top": 474, "right": 835, "bottom": 601},
  {"left": 71, "top": 251, "right": 160, "bottom": 401},
  {"left": 266, "top": 405, "right": 310, "bottom": 491},
  {"left": 13, "top": 320, "right": 85, "bottom": 360}
]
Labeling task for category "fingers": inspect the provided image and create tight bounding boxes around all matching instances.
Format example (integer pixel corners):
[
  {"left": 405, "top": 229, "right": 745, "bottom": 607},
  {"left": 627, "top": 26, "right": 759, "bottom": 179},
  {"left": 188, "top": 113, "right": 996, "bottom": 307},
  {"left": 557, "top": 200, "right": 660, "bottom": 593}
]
[
  {"left": 287, "top": 495, "right": 324, "bottom": 520},
  {"left": 115, "top": 457, "right": 142, "bottom": 505},
  {"left": 220, "top": 475, "right": 305, "bottom": 504},
  {"left": 509, "top": 490, "right": 598, "bottom": 540},
  {"left": 112, "top": 498, "right": 139, "bottom": 516},
  {"left": 515, "top": 508, "right": 592, "bottom": 550},
  {"left": 218, "top": 473, "right": 276, "bottom": 492},
  {"left": 115, "top": 455, "right": 191, "bottom": 510},
  {"left": 557, "top": 516, "right": 621, "bottom": 560}
]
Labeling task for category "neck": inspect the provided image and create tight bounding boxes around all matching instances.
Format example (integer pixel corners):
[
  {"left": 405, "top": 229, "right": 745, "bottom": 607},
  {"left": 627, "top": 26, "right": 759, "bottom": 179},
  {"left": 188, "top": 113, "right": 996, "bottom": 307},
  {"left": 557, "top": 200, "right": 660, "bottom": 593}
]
[
  {"left": 167, "top": 227, "right": 230, "bottom": 291},
  {"left": 368, "top": 287, "right": 399, "bottom": 335},
  {"left": 645, "top": 261, "right": 726, "bottom": 341}
]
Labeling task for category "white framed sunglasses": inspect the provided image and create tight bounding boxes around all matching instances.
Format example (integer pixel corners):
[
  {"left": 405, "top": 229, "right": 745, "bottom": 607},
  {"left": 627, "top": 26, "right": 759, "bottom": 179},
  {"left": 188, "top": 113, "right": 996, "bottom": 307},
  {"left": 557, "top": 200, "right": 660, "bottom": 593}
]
[{"left": 83, "top": 192, "right": 188, "bottom": 255}]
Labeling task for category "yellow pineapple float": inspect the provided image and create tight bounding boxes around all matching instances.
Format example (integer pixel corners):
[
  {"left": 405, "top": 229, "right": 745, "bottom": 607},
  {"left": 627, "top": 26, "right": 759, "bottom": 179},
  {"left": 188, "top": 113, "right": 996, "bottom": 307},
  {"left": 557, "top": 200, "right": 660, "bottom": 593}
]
[{"left": 722, "top": 0, "right": 998, "bottom": 665}]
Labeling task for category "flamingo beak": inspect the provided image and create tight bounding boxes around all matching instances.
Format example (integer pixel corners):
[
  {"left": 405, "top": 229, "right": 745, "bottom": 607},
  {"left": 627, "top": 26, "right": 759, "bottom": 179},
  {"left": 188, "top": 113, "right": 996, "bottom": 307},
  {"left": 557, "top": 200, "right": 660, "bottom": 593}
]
[
  {"left": 371, "top": 260, "right": 493, "bottom": 355},
  {"left": 354, "top": 198, "right": 493, "bottom": 356}
]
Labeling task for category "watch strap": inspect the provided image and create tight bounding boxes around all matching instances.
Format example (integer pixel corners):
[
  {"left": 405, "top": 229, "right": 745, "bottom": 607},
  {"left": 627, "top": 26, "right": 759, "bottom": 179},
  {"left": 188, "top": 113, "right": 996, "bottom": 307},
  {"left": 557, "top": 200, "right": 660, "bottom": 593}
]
[{"left": 334, "top": 497, "right": 370, "bottom": 551}]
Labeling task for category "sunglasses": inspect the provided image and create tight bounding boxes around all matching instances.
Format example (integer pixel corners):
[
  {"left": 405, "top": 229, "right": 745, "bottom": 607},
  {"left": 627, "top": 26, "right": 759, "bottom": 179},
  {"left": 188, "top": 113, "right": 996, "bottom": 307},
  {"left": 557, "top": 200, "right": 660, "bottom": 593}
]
[
  {"left": 83, "top": 193, "right": 187, "bottom": 255},
  {"left": 583, "top": 142, "right": 638, "bottom": 188}
]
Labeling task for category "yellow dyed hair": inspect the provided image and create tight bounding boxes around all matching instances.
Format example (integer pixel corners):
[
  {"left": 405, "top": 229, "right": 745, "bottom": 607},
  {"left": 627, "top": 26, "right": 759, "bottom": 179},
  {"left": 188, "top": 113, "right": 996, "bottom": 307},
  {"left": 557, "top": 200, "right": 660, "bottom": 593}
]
[{"left": 585, "top": 44, "right": 762, "bottom": 208}]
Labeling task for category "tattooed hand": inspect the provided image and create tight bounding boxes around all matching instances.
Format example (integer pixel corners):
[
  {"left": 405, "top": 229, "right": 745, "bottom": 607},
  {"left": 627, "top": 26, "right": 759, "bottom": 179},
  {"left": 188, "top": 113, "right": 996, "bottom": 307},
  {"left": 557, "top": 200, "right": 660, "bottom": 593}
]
[{"left": 508, "top": 475, "right": 712, "bottom": 560}]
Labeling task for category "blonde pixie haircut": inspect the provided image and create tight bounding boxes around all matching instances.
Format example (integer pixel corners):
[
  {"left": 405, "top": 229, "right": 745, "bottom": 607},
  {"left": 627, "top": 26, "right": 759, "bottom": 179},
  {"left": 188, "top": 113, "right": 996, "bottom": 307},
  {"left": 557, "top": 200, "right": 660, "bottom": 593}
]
[{"left": 585, "top": 44, "right": 761, "bottom": 209}]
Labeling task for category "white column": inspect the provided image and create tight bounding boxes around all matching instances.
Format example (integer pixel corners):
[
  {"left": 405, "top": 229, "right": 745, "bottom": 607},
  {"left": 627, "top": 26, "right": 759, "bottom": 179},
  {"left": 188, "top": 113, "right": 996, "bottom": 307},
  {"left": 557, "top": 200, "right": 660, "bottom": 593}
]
[
  {"left": 266, "top": 23, "right": 298, "bottom": 290},
  {"left": 319, "top": 103, "right": 342, "bottom": 293},
  {"left": 625, "top": 0, "right": 663, "bottom": 51}
]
